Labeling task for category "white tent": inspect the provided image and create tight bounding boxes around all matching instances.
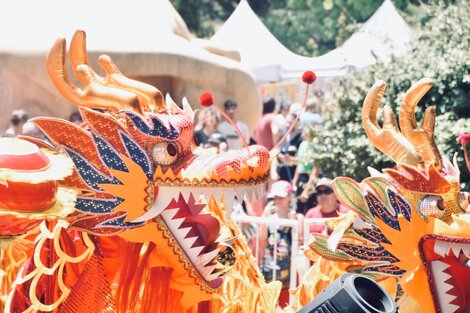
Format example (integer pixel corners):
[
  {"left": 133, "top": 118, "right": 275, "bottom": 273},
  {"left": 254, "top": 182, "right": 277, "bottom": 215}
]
[
  {"left": 210, "top": 0, "right": 411, "bottom": 82},
  {"left": 210, "top": 0, "right": 347, "bottom": 82},
  {"left": 334, "top": 0, "right": 412, "bottom": 69}
]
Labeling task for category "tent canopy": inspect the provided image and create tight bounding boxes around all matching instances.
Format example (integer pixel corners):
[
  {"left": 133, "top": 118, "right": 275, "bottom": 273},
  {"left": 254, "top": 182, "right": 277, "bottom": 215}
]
[
  {"left": 210, "top": 0, "right": 411, "bottom": 82},
  {"left": 210, "top": 0, "right": 346, "bottom": 82}
]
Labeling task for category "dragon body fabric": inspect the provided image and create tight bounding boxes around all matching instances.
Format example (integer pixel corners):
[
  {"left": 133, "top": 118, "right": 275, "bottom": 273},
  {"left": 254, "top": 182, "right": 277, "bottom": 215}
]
[
  {"left": 290, "top": 79, "right": 470, "bottom": 313},
  {"left": 0, "top": 31, "right": 280, "bottom": 313}
]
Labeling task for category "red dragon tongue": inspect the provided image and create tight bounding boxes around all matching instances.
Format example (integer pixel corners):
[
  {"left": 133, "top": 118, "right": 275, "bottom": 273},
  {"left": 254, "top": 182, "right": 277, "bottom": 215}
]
[{"left": 182, "top": 214, "right": 220, "bottom": 250}]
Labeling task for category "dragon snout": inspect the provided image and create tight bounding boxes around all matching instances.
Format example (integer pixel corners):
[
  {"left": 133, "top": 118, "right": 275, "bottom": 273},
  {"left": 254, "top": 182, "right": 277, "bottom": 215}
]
[{"left": 184, "top": 145, "right": 270, "bottom": 183}]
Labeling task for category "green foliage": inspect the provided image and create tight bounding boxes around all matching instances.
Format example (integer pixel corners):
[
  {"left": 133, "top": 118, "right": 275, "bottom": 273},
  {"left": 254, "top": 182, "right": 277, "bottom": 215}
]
[
  {"left": 170, "top": 0, "right": 439, "bottom": 56},
  {"left": 312, "top": 2, "right": 470, "bottom": 186},
  {"left": 170, "top": 0, "right": 269, "bottom": 38},
  {"left": 263, "top": 0, "right": 384, "bottom": 56}
]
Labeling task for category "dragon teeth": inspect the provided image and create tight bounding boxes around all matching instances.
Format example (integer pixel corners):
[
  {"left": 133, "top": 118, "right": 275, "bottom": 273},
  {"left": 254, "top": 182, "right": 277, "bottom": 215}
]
[
  {"left": 189, "top": 245, "right": 204, "bottom": 258},
  {"left": 431, "top": 260, "right": 459, "bottom": 313},
  {"left": 181, "top": 236, "right": 198, "bottom": 252},
  {"left": 197, "top": 248, "right": 220, "bottom": 267},
  {"left": 434, "top": 240, "right": 470, "bottom": 258},
  {"left": 434, "top": 240, "right": 449, "bottom": 257},
  {"left": 161, "top": 208, "right": 178, "bottom": 220},
  {"left": 175, "top": 227, "right": 191, "bottom": 239},
  {"left": 201, "top": 263, "right": 217, "bottom": 279}
]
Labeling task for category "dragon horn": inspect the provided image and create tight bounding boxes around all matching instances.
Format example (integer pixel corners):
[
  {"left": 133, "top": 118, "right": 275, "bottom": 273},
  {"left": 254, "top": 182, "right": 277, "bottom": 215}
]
[
  {"left": 47, "top": 33, "right": 142, "bottom": 113},
  {"left": 98, "top": 54, "right": 164, "bottom": 112},
  {"left": 399, "top": 78, "right": 442, "bottom": 170}
]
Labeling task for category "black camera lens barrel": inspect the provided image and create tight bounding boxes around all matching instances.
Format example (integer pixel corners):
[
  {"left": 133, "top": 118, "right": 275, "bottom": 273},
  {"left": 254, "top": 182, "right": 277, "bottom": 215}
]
[{"left": 297, "top": 273, "right": 397, "bottom": 313}]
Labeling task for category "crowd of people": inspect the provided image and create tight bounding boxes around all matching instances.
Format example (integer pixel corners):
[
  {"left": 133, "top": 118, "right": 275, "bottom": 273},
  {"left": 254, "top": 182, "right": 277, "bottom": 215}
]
[
  {"left": 3, "top": 97, "right": 346, "bottom": 309},
  {"left": 2, "top": 109, "right": 83, "bottom": 140}
]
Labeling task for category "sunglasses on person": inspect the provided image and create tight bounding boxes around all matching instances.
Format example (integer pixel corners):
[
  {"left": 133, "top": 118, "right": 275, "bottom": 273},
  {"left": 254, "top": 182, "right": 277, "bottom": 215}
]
[{"left": 316, "top": 188, "right": 333, "bottom": 196}]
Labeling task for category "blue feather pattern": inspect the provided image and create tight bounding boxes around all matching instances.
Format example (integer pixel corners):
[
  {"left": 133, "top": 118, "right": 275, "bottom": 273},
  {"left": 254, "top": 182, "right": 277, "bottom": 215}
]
[
  {"left": 125, "top": 111, "right": 179, "bottom": 140},
  {"left": 92, "top": 134, "right": 128, "bottom": 172},
  {"left": 64, "top": 146, "right": 122, "bottom": 192},
  {"left": 119, "top": 131, "right": 153, "bottom": 178},
  {"left": 76, "top": 197, "right": 124, "bottom": 214},
  {"left": 365, "top": 192, "right": 401, "bottom": 231}
]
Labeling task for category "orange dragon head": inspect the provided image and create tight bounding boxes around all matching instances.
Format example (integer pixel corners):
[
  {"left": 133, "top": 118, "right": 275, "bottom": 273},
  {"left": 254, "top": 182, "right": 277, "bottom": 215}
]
[
  {"left": 22, "top": 30, "right": 270, "bottom": 309},
  {"left": 296, "top": 79, "right": 470, "bottom": 313}
]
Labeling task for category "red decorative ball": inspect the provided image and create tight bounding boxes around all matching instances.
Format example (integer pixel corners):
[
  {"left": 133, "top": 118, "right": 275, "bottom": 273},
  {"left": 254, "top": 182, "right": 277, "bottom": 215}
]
[
  {"left": 199, "top": 92, "right": 214, "bottom": 108},
  {"left": 302, "top": 71, "right": 317, "bottom": 84},
  {"left": 458, "top": 132, "right": 470, "bottom": 145}
]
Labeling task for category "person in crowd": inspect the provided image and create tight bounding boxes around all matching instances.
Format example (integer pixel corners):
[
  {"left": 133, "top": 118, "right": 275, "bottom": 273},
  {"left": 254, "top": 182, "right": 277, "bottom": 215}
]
[
  {"left": 194, "top": 108, "right": 219, "bottom": 147},
  {"left": 206, "top": 133, "right": 228, "bottom": 153},
  {"left": 304, "top": 178, "right": 349, "bottom": 234},
  {"left": 289, "top": 102, "right": 301, "bottom": 116},
  {"left": 260, "top": 180, "right": 303, "bottom": 309},
  {"left": 69, "top": 111, "right": 83, "bottom": 125},
  {"left": 292, "top": 125, "right": 319, "bottom": 215},
  {"left": 274, "top": 102, "right": 290, "bottom": 138},
  {"left": 300, "top": 97, "right": 323, "bottom": 127},
  {"left": 217, "top": 99, "right": 250, "bottom": 150},
  {"left": 193, "top": 109, "right": 205, "bottom": 132},
  {"left": 273, "top": 113, "right": 302, "bottom": 183},
  {"left": 2, "top": 109, "right": 29, "bottom": 137},
  {"left": 252, "top": 97, "right": 280, "bottom": 150}
]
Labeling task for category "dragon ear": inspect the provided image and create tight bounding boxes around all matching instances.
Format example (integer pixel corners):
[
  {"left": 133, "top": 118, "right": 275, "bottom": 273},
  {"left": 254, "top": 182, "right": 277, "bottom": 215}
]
[
  {"left": 333, "top": 177, "right": 374, "bottom": 223},
  {"left": 363, "top": 177, "right": 394, "bottom": 205}
]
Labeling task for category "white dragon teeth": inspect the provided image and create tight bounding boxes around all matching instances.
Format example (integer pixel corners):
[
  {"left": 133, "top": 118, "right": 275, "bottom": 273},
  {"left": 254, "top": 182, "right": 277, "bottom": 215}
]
[
  {"left": 430, "top": 260, "right": 461, "bottom": 313},
  {"left": 189, "top": 245, "right": 205, "bottom": 258},
  {"left": 181, "top": 236, "right": 198, "bottom": 252},
  {"left": 434, "top": 239, "right": 470, "bottom": 258},
  {"left": 197, "top": 248, "right": 220, "bottom": 267},
  {"left": 434, "top": 240, "right": 449, "bottom": 257}
]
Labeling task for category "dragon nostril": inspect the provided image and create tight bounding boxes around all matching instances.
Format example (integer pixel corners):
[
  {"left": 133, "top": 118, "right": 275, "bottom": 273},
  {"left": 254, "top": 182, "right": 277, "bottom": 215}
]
[{"left": 167, "top": 143, "right": 177, "bottom": 157}]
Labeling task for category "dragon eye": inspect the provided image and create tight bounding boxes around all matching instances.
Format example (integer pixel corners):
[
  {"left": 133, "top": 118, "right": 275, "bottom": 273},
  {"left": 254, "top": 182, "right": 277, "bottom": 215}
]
[
  {"left": 418, "top": 195, "right": 445, "bottom": 219},
  {"left": 152, "top": 141, "right": 179, "bottom": 166},
  {"left": 458, "top": 192, "right": 469, "bottom": 212}
]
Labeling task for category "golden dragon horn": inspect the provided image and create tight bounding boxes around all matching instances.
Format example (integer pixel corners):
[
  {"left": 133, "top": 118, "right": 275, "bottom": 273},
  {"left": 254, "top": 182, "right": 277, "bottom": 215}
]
[
  {"left": 71, "top": 30, "right": 165, "bottom": 113},
  {"left": 362, "top": 80, "right": 423, "bottom": 168},
  {"left": 399, "top": 78, "right": 443, "bottom": 170},
  {"left": 47, "top": 34, "right": 142, "bottom": 114}
]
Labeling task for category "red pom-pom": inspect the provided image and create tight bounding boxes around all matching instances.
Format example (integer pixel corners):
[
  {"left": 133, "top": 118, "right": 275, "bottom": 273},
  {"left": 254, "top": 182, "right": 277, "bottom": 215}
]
[
  {"left": 458, "top": 132, "right": 470, "bottom": 145},
  {"left": 199, "top": 92, "right": 214, "bottom": 108},
  {"left": 302, "top": 71, "right": 316, "bottom": 84}
]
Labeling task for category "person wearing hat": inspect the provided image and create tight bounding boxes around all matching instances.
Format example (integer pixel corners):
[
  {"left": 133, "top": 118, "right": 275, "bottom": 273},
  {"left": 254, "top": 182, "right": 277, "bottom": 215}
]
[
  {"left": 217, "top": 99, "right": 249, "bottom": 150},
  {"left": 260, "top": 180, "right": 303, "bottom": 309},
  {"left": 304, "top": 177, "right": 349, "bottom": 234},
  {"left": 206, "top": 132, "right": 228, "bottom": 153}
]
